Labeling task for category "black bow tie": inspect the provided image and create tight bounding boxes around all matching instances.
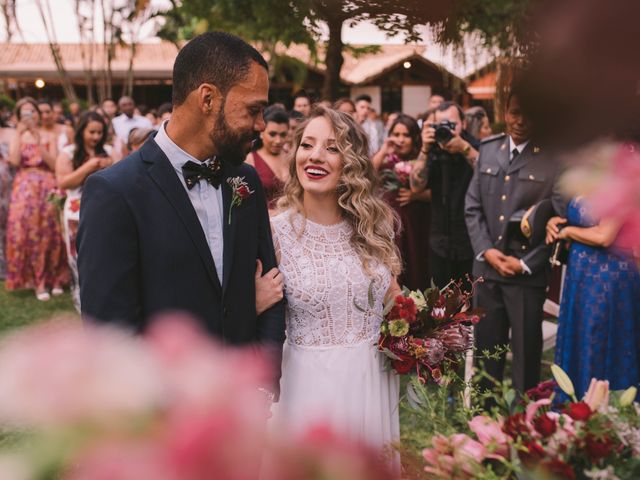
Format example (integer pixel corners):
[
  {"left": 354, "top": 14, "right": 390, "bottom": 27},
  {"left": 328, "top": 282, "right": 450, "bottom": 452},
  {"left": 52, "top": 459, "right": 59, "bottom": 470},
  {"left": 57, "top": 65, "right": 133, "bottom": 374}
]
[{"left": 181, "top": 158, "right": 222, "bottom": 190}]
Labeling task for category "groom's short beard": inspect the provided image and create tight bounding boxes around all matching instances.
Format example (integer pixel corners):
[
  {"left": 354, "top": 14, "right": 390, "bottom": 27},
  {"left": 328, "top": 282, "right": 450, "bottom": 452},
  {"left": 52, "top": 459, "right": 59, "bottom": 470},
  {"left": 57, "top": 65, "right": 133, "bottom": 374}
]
[{"left": 211, "top": 100, "right": 255, "bottom": 167}]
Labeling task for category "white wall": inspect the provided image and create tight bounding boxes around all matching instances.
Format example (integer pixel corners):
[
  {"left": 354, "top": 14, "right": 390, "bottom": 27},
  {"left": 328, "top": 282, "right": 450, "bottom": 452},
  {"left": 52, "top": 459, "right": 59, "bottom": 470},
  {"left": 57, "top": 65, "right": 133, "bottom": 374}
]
[
  {"left": 350, "top": 86, "right": 381, "bottom": 113},
  {"left": 402, "top": 85, "right": 431, "bottom": 117}
]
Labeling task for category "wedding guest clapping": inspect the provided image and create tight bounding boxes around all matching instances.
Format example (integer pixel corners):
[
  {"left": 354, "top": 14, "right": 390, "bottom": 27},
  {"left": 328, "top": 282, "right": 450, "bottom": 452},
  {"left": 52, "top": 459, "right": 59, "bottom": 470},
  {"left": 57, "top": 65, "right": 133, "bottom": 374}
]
[{"left": 5, "top": 97, "right": 68, "bottom": 300}]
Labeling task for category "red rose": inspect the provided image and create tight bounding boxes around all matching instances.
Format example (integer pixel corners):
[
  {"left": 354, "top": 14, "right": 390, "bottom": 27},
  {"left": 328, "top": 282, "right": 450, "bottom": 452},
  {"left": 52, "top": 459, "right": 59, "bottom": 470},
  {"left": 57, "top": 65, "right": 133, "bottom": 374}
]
[
  {"left": 564, "top": 402, "right": 593, "bottom": 421},
  {"left": 503, "top": 412, "right": 531, "bottom": 439},
  {"left": 519, "top": 440, "right": 546, "bottom": 466},
  {"left": 526, "top": 380, "right": 558, "bottom": 401},
  {"left": 532, "top": 413, "right": 557, "bottom": 437},
  {"left": 584, "top": 434, "right": 614, "bottom": 462},
  {"left": 237, "top": 185, "right": 250, "bottom": 198},
  {"left": 544, "top": 459, "right": 575, "bottom": 480},
  {"left": 392, "top": 357, "right": 415, "bottom": 374},
  {"left": 388, "top": 296, "right": 417, "bottom": 323}
]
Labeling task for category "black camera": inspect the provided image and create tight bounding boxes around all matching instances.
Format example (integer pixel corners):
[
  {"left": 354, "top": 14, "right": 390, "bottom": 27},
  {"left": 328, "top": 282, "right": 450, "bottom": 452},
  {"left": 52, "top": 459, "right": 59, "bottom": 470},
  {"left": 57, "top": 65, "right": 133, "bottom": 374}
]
[{"left": 428, "top": 120, "right": 456, "bottom": 145}]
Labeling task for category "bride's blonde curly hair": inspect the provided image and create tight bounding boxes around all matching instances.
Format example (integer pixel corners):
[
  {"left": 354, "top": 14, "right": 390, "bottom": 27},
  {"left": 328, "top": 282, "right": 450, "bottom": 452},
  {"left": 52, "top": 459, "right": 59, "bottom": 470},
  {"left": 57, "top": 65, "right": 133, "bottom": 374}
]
[{"left": 277, "top": 106, "right": 402, "bottom": 277}]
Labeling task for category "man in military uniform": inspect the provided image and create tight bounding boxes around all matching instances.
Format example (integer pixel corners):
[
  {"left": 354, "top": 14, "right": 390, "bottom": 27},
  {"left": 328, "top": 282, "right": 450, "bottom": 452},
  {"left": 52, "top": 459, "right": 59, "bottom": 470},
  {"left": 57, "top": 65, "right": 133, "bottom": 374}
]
[{"left": 464, "top": 90, "right": 561, "bottom": 394}]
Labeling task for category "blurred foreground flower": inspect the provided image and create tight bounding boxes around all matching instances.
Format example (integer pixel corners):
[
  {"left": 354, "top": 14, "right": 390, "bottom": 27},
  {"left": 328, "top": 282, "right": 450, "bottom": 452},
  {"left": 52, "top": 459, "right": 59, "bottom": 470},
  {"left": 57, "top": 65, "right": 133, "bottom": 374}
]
[
  {"left": 560, "top": 141, "right": 640, "bottom": 252},
  {"left": 0, "top": 317, "right": 394, "bottom": 480}
]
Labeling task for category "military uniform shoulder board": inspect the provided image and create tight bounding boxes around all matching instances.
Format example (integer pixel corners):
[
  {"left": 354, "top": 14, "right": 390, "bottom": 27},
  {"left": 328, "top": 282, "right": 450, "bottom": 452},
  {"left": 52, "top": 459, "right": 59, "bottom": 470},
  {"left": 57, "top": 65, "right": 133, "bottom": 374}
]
[
  {"left": 480, "top": 132, "right": 506, "bottom": 144},
  {"left": 480, "top": 133, "right": 507, "bottom": 144}
]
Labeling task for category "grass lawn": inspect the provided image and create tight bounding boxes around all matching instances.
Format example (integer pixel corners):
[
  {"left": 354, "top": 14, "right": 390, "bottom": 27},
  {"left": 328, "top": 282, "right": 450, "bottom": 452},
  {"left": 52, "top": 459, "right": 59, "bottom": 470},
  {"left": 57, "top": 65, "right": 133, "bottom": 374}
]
[{"left": 0, "top": 281, "right": 79, "bottom": 334}]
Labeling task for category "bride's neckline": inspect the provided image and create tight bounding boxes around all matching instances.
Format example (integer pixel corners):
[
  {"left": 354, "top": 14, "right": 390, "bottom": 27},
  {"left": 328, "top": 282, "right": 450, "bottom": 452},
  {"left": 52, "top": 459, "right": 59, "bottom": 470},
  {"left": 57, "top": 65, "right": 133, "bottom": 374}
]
[{"left": 288, "top": 209, "right": 349, "bottom": 233}]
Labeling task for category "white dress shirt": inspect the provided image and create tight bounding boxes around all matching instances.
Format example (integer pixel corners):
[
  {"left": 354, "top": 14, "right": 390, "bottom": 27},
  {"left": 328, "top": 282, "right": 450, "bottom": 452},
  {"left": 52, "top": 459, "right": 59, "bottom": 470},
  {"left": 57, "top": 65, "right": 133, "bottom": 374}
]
[
  {"left": 509, "top": 137, "right": 530, "bottom": 161},
  {"left": 154, "top": 122, "right": 224, "bottom": 284},
  {"left": 112, "top": 114, "right": 153, "bottom": 144}
]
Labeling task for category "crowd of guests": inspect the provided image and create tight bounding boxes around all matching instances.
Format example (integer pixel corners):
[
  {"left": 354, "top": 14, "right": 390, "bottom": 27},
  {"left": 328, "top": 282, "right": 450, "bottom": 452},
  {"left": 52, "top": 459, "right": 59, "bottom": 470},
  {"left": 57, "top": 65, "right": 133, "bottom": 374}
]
[{"left": 0, "top": 87, "right": 638, "bottom": 401}]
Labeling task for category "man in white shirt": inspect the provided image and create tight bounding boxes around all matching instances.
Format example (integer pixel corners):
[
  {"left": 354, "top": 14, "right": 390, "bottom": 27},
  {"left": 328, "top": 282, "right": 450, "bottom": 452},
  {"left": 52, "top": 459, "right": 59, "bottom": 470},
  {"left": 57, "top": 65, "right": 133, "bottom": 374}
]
[
  {"left": 354, "top": 94, "right": 382, "bottom": 156},
  {"left": 111, "top": 96, "right": 153, "bottom": 145}
]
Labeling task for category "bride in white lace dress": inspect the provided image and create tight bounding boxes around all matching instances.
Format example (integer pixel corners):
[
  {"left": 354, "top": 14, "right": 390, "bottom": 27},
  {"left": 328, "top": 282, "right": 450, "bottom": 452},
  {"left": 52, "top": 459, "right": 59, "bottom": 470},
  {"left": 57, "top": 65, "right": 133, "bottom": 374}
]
[{"left": 271, "top": 106, "right": 403, "bottom": 466}]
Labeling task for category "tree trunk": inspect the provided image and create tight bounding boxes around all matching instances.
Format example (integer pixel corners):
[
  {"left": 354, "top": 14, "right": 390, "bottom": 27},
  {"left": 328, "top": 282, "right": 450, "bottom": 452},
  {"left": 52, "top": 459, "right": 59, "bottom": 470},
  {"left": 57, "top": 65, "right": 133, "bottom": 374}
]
[
  {"left": 35, "top": 0, "right": 78, "bottom": 102},
  {"left": 125, "top": 42, "right": 136, "bottom": 97},
  {"left": 321, "top": 14, "right": 344, "bottom": 101}
]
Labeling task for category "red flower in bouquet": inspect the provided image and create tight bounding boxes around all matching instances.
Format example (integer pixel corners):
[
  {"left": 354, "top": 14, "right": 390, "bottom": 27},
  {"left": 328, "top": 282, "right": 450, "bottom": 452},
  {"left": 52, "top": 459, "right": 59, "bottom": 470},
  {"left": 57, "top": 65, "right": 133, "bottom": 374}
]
[
  {"left": 564, "top": 402, "right": 593, "bottom": 421},
  {"left": 435, "top": 324, "right": 473, "bottom": 352},
  {"left": 392, "top": 356, "right": 416, "bottom": 375},
  {"left": 503, "top": 412, "right": 531, "bottom": 439},
  {"left": 532, "top": 413, "right": 557, "bottom": 438},
  {"left": 520, "top": 440, "right": 546, "bottom": 465},
  {"left": 526, "top": 380, "right": 558, "bottom": 401},
  {"left": 388, "top": 295, "right": 417, "bottom": 324},
  {"left": 584, "top": 433, "right": 615, "bottom": 462},
  {"left": 544, "top": 458, "right": 576, "bottom": 480}
]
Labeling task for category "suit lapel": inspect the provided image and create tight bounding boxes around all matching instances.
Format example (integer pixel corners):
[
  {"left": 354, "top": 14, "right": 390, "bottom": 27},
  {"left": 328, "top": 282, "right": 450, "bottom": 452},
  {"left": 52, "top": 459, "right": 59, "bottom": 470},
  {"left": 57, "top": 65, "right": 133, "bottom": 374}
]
[
  {"left": 497, "top": 137, "right": 510, "bottom": 174},
  {"left": 221, "top": 167, "right": 238, "bottom": 295},
  {"left": 141, "top": 140, "right": 222, "bottom": 293}
]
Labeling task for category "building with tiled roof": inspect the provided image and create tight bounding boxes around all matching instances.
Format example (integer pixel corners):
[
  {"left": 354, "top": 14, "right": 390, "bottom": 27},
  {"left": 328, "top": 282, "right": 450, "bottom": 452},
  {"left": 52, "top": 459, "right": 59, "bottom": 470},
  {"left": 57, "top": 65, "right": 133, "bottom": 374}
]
[{"left": 0, "top": 41, "right": 467, "bottom": 115}]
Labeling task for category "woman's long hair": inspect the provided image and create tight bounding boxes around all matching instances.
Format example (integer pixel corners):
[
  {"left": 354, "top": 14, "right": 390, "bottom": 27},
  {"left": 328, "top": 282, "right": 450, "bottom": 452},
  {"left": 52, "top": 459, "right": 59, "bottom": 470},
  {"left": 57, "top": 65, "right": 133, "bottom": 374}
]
[
  {"left": 388, "top": 114, "right": 422, "bottom": 160},
  {"left": 278, "top": 106, "right": 402, "bottom": 277},
  {"left": 72, "top": 111, "right": 108, "bottom": 170}
]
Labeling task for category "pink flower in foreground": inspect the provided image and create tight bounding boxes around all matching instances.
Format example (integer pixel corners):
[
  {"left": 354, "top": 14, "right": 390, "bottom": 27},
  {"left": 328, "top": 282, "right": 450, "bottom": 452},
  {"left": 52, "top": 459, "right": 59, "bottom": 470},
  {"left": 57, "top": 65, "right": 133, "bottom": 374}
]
[
  {"left": 468, "top": 416, "right": 510, "bottom": 458},
  {"left": 423, "top": 433, "right": 488, "bottom": 478},
  {"left": 0, "top": 319, "right": 164, "bottom": 427},
  {"left": 588, "top": 142, "right": 640, "bottom": 251}
]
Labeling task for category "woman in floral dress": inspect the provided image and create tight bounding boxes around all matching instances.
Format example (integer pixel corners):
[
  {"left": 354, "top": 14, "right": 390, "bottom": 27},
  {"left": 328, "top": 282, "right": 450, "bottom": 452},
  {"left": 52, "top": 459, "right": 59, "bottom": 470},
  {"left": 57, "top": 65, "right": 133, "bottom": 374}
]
[
  {"left": 56, "top": 111, "right": 113, "bottom": 311},
  {"left": 5, "top": 97, "right": 68, "bottom": 300},
  {"left": 0, "top": 127, "right": 15, "bottom": 280}
]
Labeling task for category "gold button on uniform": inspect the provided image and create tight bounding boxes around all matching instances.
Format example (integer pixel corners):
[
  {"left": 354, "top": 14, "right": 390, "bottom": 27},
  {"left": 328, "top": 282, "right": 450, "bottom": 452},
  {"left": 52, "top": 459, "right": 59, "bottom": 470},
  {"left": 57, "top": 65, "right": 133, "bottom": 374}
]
[
  {"left": 498, "top": 235, "right": 503, "bottom": 241},
  {"left": 499, "top": 215, "right": 505, "bottom": 222},
  {"left": 505, "top": 175, "right": 510, "bottom": 182},
  {"left": 529, "top": 174, "right": 535, "bottom": 180},
  {"left": 521, "top": 245, "right": 527, "bottom": 250},
  {"left": 486, "top": 168, "right": 492, "bottom": 173},
  {"left": 501, "top": 194, "right": 507, "bottom": 201}
]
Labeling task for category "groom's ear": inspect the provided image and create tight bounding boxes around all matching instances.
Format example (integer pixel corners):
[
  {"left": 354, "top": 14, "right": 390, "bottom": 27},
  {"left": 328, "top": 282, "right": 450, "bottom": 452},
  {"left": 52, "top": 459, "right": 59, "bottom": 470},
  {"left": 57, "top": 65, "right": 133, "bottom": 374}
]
[{"left": 196, "top": 83, "right": 223, "bottom": 116}]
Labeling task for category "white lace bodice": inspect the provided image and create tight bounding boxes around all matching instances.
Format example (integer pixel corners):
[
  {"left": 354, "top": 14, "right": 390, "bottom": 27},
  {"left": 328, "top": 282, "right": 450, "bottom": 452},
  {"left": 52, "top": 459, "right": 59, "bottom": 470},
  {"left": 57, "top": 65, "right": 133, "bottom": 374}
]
[{"left": 272, "top": 210, "right": 392, "bottom": 347}]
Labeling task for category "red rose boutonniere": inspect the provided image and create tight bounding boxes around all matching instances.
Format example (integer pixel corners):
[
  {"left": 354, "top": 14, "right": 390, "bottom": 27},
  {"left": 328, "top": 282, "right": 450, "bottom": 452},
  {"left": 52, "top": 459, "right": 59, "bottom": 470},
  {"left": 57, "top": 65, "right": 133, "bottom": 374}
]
[{"left": 227, "top": 176, "right": 254, "bottom": 225}]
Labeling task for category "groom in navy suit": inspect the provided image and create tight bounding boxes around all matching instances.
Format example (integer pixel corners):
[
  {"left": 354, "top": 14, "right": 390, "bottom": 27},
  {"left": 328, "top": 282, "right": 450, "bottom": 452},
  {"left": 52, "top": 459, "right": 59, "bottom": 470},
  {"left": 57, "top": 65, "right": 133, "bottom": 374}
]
[{"left": 77, "top": 32, "right": 285, "bottom": 395}]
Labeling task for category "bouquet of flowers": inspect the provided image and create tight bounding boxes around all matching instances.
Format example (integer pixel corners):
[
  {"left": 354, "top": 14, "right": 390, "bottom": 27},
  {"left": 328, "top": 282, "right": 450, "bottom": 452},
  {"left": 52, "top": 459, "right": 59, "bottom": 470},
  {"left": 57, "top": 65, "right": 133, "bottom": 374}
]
[
  {"left": 421, "top": 365, "right": 640, "bottom": 480},
  {"left": 379, "top": 154, "right": 413, "bottom": 191},
  {"left": 46, "top": 187, "right": 67, "bottom": 212},
  {"left": 378, "top": 278, "right": 482, "bottom": 383}
]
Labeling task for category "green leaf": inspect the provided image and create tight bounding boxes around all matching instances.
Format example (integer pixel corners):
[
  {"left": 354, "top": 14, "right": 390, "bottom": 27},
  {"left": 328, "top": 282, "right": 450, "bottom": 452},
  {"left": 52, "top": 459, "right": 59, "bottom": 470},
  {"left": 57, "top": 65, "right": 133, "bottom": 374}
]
[
  {"left": 381, "top": 347, "right": 402, "bottom": 362},
  {"left": 504, "top": 389, "right": 515, "bottom": 408},
  {"left": 367, "top": 279, "right": 375, "bottom": 308},
  {"left": 406, "top": 381, "right": 423, "bottom": 410},
  {"left": 383, "top": 299, "right": 394, "bottom": 316}
]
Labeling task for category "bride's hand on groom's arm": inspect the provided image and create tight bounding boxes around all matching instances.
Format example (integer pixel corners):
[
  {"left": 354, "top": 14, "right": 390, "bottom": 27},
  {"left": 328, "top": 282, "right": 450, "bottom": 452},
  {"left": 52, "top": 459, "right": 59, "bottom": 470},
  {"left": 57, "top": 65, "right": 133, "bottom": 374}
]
[{"left": 255, "top": 259, "right": 284, "bottom": 315}]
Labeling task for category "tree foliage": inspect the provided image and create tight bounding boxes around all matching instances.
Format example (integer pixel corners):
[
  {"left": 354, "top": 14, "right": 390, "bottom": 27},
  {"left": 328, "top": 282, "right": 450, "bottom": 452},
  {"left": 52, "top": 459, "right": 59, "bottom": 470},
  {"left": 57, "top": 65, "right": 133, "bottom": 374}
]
[{"left": 158, "top": 0, "right": 534, "bottom": 100}]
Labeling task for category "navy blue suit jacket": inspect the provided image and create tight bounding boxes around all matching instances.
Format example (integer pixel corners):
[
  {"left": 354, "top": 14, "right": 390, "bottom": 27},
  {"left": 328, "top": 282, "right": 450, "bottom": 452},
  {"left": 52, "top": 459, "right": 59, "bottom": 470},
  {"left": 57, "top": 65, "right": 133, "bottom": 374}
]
[{"left": 77, "top": 138, "right": 285, "bottom": 387}]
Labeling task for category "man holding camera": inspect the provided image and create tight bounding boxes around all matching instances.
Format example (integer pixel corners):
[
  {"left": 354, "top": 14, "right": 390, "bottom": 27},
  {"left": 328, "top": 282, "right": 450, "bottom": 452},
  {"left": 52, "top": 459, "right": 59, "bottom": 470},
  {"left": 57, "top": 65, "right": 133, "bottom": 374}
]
[
  {"left": 411, "top": 101, "right": 479, "bottom": 288},
  {"left": 464, "top": 90, "right": 561, "bottom": 395}
]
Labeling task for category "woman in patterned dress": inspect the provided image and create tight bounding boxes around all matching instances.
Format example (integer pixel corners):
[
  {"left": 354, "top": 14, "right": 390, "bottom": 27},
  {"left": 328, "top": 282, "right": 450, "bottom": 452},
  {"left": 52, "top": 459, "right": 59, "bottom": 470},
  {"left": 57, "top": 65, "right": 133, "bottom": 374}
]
[
  {"left": 56, "top": 111, "right": 113, "bottom": 311},
  {"left": 547, "top": 197, "right": 640, "bottom": 398},
  {"left": 5, "top": 97, "right": 68, "bottom": 300},
  {"left": 0, "top": 126, "right": 15, "bottom": 280},
  {"left": 271, "top": 107, "right": 402, "bottom": 472}
]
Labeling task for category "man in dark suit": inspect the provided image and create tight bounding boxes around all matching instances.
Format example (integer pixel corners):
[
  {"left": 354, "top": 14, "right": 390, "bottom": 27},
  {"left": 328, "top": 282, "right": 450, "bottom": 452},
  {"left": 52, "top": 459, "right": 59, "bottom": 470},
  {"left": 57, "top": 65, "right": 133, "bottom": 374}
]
[
  {"left": 77, "top": 32, "right": 285, "bottom": 396},
  {"left": 464, "top": 90, "right": 560, "bottom": 394}
]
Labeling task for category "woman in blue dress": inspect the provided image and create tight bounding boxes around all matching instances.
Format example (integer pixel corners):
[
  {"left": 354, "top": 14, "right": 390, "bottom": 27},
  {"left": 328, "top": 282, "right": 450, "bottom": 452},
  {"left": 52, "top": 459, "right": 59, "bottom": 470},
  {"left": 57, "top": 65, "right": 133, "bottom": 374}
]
[{"left": 547, "top": 197, "right": 640, "bottom": 398}]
